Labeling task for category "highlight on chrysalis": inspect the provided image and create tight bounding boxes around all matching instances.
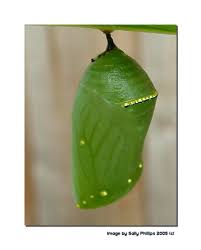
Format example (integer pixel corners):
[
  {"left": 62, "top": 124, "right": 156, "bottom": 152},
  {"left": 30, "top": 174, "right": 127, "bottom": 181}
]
[{"left": 72, "top": 32, "right": 158, "bottom": 209}]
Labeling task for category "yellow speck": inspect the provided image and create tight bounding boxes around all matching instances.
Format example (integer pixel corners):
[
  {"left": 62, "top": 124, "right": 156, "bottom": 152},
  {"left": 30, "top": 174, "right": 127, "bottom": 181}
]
[
  {"left": 138, "top": 98, "right": 142, "bottom": 102},
  {"left": 100, "top": 190, "right": 108, "bottom": 197},
  {"left": 124, "top": 102, "right": 129, "bottom": 107},
  {"left": 82, "top": 200, "right": 87, "bottom": 205},
  {"left": 80, "top": 139, "right": 85, "bottom": 145},
  {"left": 128, "top": 178, "right": 132, "bottom": 183},
  {"left": 90, "top": 195, "right": 94, "bottom": 199},
  {"left": 139, "top": 163, "right": 143, "bottom": 168},
  {"left": 76, "top": 203, "right": 80, "bottom": 208}
]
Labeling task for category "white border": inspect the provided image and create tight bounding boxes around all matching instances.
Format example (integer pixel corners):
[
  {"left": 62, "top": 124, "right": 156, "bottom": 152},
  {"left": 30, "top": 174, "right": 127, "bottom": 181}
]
[{"left": 1, "top": 0, "right": 201, "bottom": 248}]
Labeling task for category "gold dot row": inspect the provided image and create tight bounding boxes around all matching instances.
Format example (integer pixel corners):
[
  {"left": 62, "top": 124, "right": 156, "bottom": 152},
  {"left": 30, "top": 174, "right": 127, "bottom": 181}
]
[{"left": 122, "top": 92, "right": 158, "bottom": 108}]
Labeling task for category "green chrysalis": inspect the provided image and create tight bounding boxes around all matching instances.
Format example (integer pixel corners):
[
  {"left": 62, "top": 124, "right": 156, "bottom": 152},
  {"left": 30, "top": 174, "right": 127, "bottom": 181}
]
[{"left": 72, "top": 33, "right": 158, "bottom": 209}]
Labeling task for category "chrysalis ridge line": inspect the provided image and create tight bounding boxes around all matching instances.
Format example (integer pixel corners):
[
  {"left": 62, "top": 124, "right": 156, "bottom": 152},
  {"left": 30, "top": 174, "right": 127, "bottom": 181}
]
[{"left": 121, "top": 92, "right": 158, "bottom": 108}]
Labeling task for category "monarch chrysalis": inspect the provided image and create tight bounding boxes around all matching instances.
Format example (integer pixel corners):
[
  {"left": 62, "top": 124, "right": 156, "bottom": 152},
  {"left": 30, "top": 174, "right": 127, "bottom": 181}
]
[{"left": 72, "top": 33, "right": 158, "bottom": 209}]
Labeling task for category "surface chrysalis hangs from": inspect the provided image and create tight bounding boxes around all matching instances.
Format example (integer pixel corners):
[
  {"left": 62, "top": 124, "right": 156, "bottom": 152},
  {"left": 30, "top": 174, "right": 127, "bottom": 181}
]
[{"left": 72, "top": 32, "right": 158, "bottom": 209}]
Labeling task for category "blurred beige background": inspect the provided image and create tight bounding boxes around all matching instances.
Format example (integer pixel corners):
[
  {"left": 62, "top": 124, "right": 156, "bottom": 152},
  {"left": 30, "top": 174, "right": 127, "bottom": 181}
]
[{"left": 25, "top": 26, "right": 177, "bottom": 226}]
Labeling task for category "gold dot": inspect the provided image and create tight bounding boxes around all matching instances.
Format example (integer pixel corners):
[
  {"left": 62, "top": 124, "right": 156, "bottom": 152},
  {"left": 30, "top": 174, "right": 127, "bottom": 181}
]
[
  {"left": 139, "top": 163, "right": 143, "bottom": 168},
  {"left": 76, "top": 203, "right": 80, "bottom": 208},
  {"left": 124, "top": 103, "right": 129, "bottom": 107},
  {"left": 128, "top": 178, "right": 132, "bottom": 183},
  {"left": 90, "top": 195, "right": 94, "bottom": 199},
  {"left": 80, "top": 139, "right": 85, "bottom": 146},
  {"left": 138, "top": 98, "right": 142, "bottom": 102},
  {"left": 82, "top": 200, "right": 87, "bottom": 205},
  {"left": 100, "top": 190, "right": 108, "bottom": 197}
]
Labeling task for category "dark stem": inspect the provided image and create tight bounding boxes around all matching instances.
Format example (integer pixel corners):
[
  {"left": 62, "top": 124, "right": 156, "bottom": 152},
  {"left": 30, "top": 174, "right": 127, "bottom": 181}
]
[
  {"left": 105, "top": 33, "right": 116, "bottom": 51},
  {"left": 91, "top": 32, "right": 116, "bottom": 63}
]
